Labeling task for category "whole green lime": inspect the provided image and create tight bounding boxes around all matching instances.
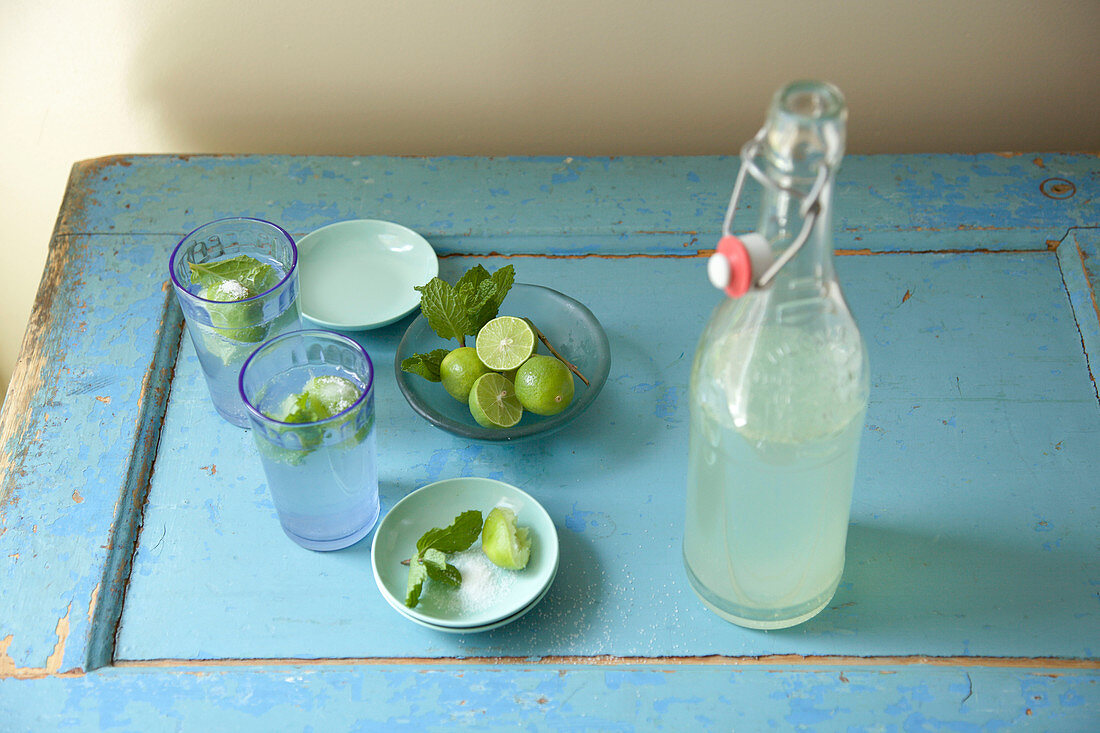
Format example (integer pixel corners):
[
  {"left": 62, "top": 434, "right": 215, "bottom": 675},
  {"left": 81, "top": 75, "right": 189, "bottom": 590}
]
[
  {"left": 514, "top": 355, "right": 575, "bottom": 416},
  {"left": 440, "top": 347, "right": 491, "bottom": 402}
]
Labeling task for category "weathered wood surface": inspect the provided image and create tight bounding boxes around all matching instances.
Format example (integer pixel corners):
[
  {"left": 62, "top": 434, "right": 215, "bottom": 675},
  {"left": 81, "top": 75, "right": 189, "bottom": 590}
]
[{"left": 1, "top": 154, "right": 1097, "bottom": 729}]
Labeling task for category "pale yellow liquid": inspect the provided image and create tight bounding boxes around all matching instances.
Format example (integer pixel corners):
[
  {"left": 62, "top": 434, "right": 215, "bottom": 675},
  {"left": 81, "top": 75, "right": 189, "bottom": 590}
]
[{"left": 684, "top": 322, "right": 866, "bottom": 628}]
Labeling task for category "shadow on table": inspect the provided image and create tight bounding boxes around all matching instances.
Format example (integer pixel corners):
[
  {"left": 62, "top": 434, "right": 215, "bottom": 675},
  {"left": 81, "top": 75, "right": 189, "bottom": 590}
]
[{"left": 782, "top": 522, "right": 1096, "bottom": 656}]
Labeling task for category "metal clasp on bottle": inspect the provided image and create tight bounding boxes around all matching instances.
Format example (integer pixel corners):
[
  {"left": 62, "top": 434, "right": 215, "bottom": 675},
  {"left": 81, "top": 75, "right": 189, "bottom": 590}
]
[{"left": 708, "top": 129, "right": 833, "bottom": 298}]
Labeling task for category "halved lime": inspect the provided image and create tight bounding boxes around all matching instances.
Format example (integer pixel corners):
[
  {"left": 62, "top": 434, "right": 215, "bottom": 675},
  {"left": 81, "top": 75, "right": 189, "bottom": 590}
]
[
  {"left": 514, "top": 355, "right": 575, "bottom": 416},
  {"left": 468, "top": 372, "right": 523, "bottom": 429},
  {"left": 481, "top": 506, "right": 531, "bottom": 570},
  {"left": 475, "top": 316, "right": 536, "bottom": 372}
]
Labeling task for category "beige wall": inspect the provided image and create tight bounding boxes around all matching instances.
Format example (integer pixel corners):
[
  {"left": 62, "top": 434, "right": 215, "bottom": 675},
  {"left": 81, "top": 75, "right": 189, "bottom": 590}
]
[{"left": 2, "top": 0, "right": 1098, "bottom": 400}]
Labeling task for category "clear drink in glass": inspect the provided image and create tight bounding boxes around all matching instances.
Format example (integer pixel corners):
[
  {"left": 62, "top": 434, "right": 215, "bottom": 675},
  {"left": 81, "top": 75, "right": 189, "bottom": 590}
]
[
  {"left": 169, "top": 217, "right": 302, "bottom": 427},
  {"left": 239, "top": 330, "right": 380, "bottom": 551}
]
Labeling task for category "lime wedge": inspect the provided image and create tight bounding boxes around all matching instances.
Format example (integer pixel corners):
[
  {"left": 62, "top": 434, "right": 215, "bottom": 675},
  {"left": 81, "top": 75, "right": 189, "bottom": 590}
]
[
  {"left": 302, "top": 375, "right": 361, "bottom": 418},
  {"left": 468, "top": 373, "right": 523, "bottom": 429},
  {"left": 475, "top": 316, "right": 536, "bottom": 372},
  {"left": 481, "top": 507, "right": 531, "bottom": 570}
]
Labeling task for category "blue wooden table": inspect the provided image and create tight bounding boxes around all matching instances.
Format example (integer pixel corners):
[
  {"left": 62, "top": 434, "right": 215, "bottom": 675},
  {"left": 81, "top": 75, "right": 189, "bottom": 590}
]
[{"left": 2, "top": 154, "right": 1098, "bottom": 730}]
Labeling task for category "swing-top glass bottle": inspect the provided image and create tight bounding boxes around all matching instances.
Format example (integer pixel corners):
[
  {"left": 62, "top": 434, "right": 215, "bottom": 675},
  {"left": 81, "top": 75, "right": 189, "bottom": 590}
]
[{"left": 684, "top": 80, "right": 869, "bottom": 629}]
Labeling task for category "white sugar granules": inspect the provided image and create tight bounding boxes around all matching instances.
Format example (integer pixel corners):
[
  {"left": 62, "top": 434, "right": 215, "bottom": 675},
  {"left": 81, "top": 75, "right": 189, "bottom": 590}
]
[
  {"left": 308, "top": 375, "right": 359, "bottom": 412},
  {"left": 433, "top": 544, "right": 517, "bottom": 616},
  {"left": 205, "top": 278, "right": 251, "bottom": 302}
]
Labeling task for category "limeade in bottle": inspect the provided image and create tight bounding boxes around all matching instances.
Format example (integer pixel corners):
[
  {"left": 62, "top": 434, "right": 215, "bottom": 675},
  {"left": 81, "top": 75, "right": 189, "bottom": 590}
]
[
  {"left": 684, "top": 316, "right": 866, "bottom": 628},
  {"left": 684, "top": 80, "right": 869, "bottom": 629}
]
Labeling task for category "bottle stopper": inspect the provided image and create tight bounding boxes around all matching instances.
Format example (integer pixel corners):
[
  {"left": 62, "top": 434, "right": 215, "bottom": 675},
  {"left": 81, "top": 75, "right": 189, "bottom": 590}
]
[{"left": 707, "top": 233, "right": 774, "bottom": 298}]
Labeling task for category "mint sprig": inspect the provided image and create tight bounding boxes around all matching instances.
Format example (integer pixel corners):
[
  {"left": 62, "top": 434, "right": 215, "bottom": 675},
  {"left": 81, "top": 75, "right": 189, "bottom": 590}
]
[
  {"left": 411, "top": 264, "right": 515, "bottom": 348},
  {"left": 399, "top": 349, "right": 449, "bottom": 383},
  {"left": 415, "top": 278, "right": 472, "bottom": 344},
  {"left": 404, "top": 510, "right": 483, "bottom": 608},
  {"left": 189, "top": 255, "right": 278, "bottom": 296},
  {"left": 401, "top": 264, "right": 514, "bottom": 384}
]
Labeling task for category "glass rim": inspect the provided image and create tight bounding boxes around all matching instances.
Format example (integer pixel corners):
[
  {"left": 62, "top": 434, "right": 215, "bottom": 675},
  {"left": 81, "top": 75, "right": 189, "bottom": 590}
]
[
  {"left": 169, "top": 217, "right": 299, "bottom": 305},
  {"left": 774, "top": 79, "right": 846, "bottom": 121},
  {"left": 239, "top": 329, "right": 375, "bottom": 428}
]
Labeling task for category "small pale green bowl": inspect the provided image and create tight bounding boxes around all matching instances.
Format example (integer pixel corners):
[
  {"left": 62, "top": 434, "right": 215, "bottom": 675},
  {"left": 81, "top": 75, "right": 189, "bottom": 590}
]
[
  {"left": 298, "top": 219, "right": 438, "bottom": 330},
  {"left": 371, "top": 477, "right": 559, "bottom": 630}
]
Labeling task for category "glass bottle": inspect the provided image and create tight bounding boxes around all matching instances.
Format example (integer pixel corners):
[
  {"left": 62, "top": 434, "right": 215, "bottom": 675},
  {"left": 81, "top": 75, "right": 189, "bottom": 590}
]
[{"left": 683, "top": 81, "right": 869, "bottom": 629}]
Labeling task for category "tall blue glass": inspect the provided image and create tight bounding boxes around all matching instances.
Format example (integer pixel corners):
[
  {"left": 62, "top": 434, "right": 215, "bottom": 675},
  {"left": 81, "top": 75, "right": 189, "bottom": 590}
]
[
  {"left": 239, "top": 330, "right": 380, "bottom": 551},
  {"left": 170, "top": 217, "right": 301, "bottom": 427}
]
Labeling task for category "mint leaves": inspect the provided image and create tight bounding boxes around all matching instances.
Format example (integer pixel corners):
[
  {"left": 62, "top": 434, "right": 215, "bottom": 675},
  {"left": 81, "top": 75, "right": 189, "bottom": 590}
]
[
  {"left": 404, "top": 510, "right": 483, "bottom": 608},
  {"left": 415, "top": 278, "right": 473, "bottom": 343},
  {"left": 188, "top": 254, "right": 280, "bottom": 356},
  {"left": 400, "top": 349, "right": 449, "bottom": 383},
  {"left": 401, "top": 264, "right": 514, "bottom": 382},
  {"left": 257, "top": 376, "right": 372, "bottom": 465},
  {"left": 189, "top": 255, "right": 279, "bottom": 297},
  {"left": 415, "top": 265, "right": 515, "bottom": 346}
]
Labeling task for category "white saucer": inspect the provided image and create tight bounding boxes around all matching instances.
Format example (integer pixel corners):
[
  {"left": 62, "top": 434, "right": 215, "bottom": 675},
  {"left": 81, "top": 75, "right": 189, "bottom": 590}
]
[{"left": 297, "top": 219, "right": 437, "bottom": 330}]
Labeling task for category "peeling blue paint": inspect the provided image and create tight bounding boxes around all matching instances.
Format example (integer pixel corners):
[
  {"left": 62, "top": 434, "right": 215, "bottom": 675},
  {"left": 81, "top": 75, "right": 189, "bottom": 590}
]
[{"left": 5, "top": 154, "right": 1100, "bottom": 725}]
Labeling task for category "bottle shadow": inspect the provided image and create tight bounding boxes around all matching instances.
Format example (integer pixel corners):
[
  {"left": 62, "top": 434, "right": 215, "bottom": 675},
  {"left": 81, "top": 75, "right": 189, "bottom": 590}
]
[{"left": 776, "top": 523, "right": 1096, "bottom": 657}]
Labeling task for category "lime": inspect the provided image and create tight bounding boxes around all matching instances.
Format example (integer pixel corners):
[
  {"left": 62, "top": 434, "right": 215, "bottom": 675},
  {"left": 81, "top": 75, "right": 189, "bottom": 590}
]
[
  {"left": 302, "top": 375, "right": 361, "bottom": 418},
  {"left": 270, "top": 375, "right": 361, "bottom": 423},
  {"left": 200, "top": 281, "right": 266, "bottom": 343},
  {"left": 481, "top": 507, "right": 531, "bottom": 570},
  {"left": 475, "top": 316, "right": 536, "bottom": 372},
  {"left": 468, "top": 373, "right": 523, "bottom": 429},
  {"left": 514, "top": 355, "right": 575, "bottom": 416},
  {"left": 440, "top": 347, "right": 492, "bottom": 402},
  {"left": 501, "top": 340, "right": 537, "bottom": 382}
]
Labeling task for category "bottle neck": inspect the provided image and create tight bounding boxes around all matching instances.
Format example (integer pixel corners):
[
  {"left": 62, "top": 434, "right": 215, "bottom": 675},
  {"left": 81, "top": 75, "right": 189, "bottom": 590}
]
[
  {"left": 756, "top": 171, "right": 836, "bottom": 298},
  {"left": 754, "top": 80, "right": 845, "bottom": 300}
]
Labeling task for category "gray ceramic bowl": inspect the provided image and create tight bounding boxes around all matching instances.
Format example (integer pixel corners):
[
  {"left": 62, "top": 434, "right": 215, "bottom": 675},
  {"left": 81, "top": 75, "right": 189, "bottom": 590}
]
[{"left": 394, "top": 283, "right": 611, "bottom": 441}]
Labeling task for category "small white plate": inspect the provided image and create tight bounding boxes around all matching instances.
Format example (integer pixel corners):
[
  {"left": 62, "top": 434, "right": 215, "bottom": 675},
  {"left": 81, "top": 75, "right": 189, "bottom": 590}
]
[
  {"left": 297, "top": 219, "right": 438, "bottom": 330},
  {"left": 371, "top": 477, "right": 559, "bottom": 630}
]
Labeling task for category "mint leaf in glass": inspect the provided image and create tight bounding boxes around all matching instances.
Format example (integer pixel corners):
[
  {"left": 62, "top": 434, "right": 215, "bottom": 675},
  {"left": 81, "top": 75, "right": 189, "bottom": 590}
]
[
  {"left": 189, "top": 255, "right": 278, "bottom": 296},
  {"left": 260, "top": 375, "right": 367, "bottom": 464},
  {"left": 189, "top": 254, "right": 279, "bottom": 344}
]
